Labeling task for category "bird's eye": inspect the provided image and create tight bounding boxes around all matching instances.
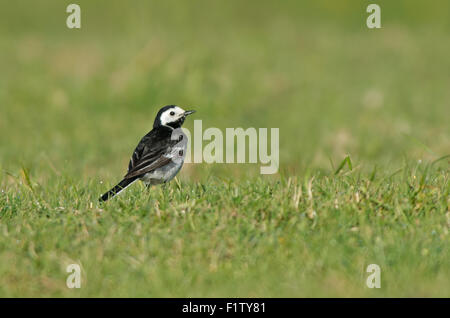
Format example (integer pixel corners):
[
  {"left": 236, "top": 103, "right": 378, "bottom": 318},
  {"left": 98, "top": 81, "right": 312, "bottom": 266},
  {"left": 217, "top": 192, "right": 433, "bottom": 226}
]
[{"left": 170, "top": 111, "right": 175, "bottom": 116}]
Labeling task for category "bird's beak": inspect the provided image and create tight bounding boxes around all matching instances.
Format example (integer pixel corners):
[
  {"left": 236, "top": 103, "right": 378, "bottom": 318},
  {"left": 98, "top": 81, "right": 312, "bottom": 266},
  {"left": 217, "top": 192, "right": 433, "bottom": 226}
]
[{"left": 183, "top": 110, "right": 196, "bottom": 116}]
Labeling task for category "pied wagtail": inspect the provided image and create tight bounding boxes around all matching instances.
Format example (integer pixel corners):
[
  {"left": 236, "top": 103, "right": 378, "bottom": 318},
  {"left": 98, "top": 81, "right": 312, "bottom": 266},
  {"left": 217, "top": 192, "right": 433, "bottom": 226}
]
[{"left": 99, "top": 105, "right": 195, "bottom": 202}]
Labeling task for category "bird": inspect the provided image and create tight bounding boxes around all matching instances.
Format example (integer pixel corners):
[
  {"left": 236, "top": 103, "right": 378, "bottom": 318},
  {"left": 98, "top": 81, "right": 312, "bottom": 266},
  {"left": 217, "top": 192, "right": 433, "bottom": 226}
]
[{"left": 99, "top": 105, "right": 195, "bottom": 202}]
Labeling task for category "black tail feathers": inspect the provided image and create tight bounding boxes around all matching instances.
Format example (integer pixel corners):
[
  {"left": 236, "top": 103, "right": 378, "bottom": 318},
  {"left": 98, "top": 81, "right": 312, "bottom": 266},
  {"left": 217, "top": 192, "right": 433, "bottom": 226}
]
[{"left": 99, "top": 177, "right": 138, "bottom": 202}]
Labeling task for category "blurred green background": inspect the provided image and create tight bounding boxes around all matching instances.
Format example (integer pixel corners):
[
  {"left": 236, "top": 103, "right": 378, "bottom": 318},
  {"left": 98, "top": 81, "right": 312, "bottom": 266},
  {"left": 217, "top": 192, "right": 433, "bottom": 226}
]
[
  {"left": 0, "top": 1, "right": 449, "bottom": 298},
  {"left": 0, "top": 0, "right": 449, "bottom": 181}
]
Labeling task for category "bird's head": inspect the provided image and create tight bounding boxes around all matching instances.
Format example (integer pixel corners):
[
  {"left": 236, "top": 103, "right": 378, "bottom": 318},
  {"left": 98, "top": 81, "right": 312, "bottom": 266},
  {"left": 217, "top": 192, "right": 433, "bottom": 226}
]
[{"left": 153, "top": 105, "right": 196, "bottom": 129}]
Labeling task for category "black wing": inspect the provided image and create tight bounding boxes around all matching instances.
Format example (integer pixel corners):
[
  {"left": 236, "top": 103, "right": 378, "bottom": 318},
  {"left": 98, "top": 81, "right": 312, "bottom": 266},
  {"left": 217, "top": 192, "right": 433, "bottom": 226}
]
[{"left": 124, "top": 127, "right": 177, "bottom": 179}]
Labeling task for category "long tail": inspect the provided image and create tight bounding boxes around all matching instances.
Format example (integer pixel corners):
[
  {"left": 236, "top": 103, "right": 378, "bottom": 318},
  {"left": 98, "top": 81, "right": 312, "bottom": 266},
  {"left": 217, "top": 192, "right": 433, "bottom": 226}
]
[{"left": 99, "top": 177, "right": 138, "bottom": 202}]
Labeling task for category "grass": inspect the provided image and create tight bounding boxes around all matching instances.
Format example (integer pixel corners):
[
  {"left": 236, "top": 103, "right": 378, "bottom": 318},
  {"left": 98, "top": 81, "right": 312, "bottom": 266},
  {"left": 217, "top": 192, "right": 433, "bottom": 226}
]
[
  {"left": 0, "top": 160, "right": 448, "bottom": 297},
  {"left": 0, "top": 0, "right": 449, "bottom": 297}
]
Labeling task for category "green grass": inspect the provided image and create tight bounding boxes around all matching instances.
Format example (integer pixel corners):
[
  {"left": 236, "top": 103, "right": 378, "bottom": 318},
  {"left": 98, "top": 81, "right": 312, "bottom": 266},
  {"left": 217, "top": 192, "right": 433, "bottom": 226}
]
[
  {"left": 0, "top": 0, "right": 449, "bottom": 297},
  {"left": 0, "top": 161, "right": 448, "bottom": 297}
]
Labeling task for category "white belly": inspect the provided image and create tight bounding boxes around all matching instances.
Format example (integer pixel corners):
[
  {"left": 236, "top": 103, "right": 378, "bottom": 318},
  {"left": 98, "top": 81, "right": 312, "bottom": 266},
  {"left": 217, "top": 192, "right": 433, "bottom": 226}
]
[
  {"left": 140, "top": 133, "right": 187, "bottom": 185},
  {"left": 140, "top": 160, "right": 184, "bottom": 185}
]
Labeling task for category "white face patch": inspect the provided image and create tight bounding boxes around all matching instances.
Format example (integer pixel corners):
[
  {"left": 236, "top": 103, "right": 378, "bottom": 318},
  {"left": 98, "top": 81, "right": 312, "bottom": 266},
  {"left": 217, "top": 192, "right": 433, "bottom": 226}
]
[{"left": 159, "top": 106, "right": 186, "bottom": 126}]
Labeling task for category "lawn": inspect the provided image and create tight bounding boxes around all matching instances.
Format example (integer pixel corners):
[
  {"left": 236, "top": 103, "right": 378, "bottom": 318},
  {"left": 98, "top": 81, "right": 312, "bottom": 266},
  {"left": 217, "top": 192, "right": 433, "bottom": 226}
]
[{"left": 0, "top": 0, "right": 449, "bottom": 297}]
